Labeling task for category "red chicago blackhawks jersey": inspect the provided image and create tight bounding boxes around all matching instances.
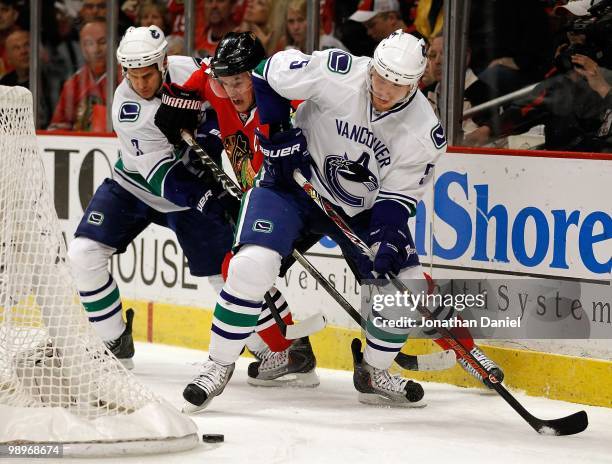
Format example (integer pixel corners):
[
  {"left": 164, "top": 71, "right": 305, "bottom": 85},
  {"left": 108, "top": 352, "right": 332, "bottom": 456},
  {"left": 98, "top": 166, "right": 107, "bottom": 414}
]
[{"left": 183, "top": 62, "right": 267, "bottom": 191}]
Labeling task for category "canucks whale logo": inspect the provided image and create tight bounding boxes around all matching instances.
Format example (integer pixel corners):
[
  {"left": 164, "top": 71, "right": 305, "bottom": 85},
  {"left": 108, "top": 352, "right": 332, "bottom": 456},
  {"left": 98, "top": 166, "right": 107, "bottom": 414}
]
[{"left": 324, "top": 152, "right": 378, "bottom": 207}]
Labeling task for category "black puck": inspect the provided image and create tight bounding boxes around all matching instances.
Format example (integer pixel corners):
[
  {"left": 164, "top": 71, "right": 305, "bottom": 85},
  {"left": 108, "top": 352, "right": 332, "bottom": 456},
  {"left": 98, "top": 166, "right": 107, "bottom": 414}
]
[{"left": 202, "top": 434, "right": 224, "bottom": 443}]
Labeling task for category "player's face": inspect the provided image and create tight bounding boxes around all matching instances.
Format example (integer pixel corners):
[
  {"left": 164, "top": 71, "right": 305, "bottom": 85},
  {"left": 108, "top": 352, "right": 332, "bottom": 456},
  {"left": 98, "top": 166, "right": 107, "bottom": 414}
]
[
  {"left": 216, "top": 72, "right": 255, "bottom": 113},
  {"left": 127, "top": 65, "right": 162, "bottom": 100},
  {"left": 370, "top": 68, "right": 414, "bottom": 112}
]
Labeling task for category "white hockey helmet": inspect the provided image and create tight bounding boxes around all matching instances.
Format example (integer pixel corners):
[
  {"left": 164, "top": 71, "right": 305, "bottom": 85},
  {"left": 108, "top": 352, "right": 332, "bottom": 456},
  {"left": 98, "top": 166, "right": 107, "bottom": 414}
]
[
  {"left": 372, "top": 30, "right": 428, "bottom": 87},
  {"left": 117, "top": 25, "right": 168, "bottom": 74}
]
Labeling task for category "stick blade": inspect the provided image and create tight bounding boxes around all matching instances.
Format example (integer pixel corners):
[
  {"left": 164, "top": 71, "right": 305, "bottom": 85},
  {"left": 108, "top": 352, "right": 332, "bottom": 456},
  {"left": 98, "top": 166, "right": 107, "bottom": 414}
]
[
  {"left": 395, "top": 349, "right": 456, "bottom": 372},
  {"left": 536, "top": 410, "right": 588, "bottom": 436},
  {"left": 284, "top": 313, "right": 327, "bottom": 339}
]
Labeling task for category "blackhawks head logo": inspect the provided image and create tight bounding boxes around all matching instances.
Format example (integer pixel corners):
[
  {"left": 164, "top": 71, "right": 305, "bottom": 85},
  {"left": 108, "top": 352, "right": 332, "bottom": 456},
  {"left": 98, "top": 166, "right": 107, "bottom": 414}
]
[{"left": 224, "top": 130, "right": 258, "bottom": 189}]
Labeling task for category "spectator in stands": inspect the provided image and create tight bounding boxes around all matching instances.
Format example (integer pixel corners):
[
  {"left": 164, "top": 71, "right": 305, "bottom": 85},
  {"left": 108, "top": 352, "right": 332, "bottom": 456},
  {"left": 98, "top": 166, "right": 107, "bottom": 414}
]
[
  {"left": 236, "top": 0, "right": 286, "bottom": 54},
  {"left": 334, "top": 0, "right": 375, "bottom": 57},
  {"left": 48, "top": 20, "right": 113, "bottom": 132},
  {"left": 79, "top": 0, "right": 107, "bottom": 23},
  {"left": 0, "top": 29, "right": 52, "bottom": 127},
  {"left": 469, "top": 0, "right": 553, "bottom": 100},
  {"left": 196, "top": 0, "right": 237, "bottom": 58},
  {"left": 136, "top": 0, "right": 170, "bottom": 33},
  {"left": 166, "top": 33, "right": 185, "bottom": 55},
  {"left": 464, "top": 47, "right": 612, "bottom": 152},
  {"left": 136, "top": 1, "right": 185, "bottom": 54},
  {"left": 0, "top": 29, "right": 27, "bottom": 87},
  {"left": 120, "top": 0, "right": 139, "bottom": 23},
  {"left": 79, "top": 0, "right": 132, "bottom": 35},
  {"left": 0, "top": 0, "right": 21, "bottom": 79},
  {"left": 412, "top": 0, "right": 443, "bottom": 42},
  {"left": 424, "top": 33, "right": 494, "bottom": 136},
  {"left": 348, "top": 0, "right": 408, "bottom": 43},
  {"left": 43, "top": 2, "right": 83, "bottom": 117},
  {"left": 284, "top": 0, "right": 347, "bottom": 52}
]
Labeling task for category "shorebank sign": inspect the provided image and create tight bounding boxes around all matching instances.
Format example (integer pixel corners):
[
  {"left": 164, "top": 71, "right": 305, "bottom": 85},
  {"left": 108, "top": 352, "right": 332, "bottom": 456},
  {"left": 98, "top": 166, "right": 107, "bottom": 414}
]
[{"left": 38, "top": 135, "right": 611, "bottom": 310}]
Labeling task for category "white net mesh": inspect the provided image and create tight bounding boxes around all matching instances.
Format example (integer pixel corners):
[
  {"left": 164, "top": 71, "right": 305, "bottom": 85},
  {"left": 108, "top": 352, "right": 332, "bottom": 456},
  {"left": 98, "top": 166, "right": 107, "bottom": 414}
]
[{"left": 0, "top": 86, "right": 197, "bottom": 456}]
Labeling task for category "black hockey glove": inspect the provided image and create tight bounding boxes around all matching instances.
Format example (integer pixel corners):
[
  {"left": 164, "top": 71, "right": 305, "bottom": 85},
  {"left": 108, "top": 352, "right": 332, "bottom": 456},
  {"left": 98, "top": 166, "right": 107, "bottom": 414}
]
[
  {"left": 255, "top": 127, "right": 312, "bottom": 188},
  {"left": 154, "top": 83, "right": 202, "bottom": 145},
  {"left": 195, "top": 185, "right": 240, "bottom": 223}
]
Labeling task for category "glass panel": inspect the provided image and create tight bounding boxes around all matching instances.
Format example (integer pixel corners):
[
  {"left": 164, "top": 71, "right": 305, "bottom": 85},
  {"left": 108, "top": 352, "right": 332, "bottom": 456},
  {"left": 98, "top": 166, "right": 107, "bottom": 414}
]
[
  {"left": 455, "top": 0, "right": 612, "bottom": 152},
  {"left": 0, "top": 1, "right": 48, "bottom": 127},
  {"left": 40, "top": 1, "right": 124, "bottom": 133}
]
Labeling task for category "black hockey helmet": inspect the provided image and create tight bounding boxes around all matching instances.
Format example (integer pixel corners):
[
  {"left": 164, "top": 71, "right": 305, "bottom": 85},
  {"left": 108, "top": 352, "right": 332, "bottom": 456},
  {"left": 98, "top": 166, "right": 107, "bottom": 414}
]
[{"left": 210, "top": 32, "right": 266, "bottom": 77}]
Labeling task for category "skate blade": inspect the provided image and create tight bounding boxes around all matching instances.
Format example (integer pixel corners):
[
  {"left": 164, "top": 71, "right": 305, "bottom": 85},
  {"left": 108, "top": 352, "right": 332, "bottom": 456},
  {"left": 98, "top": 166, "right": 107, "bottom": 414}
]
[
  {"left": 358, "top": 392, "right": 427, "bottom": 408},
  {"left": 247, "top": 370, "right": 320, "bottom": 388},
  {"left": 181, "top": 393, "right": 218, "bottom": 414},
  {"left": 118, "top": 358, "right": 134, "bottom": 370},
  {"left": 182, "top": 397, "right": 214, "bottom": 414}
]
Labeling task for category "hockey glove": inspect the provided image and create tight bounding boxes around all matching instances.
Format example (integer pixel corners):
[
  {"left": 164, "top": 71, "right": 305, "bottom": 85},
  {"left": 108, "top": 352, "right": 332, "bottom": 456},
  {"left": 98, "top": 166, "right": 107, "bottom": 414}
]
[
  {"left": 163, "top": 161, "right": 240, "bottom": 221},
  {"left": 255, "top": 127, "right": 311, "bottom": 188},
  {"left": 366, "top": 201, "right": 413, "bottom": 277},
  {"left": 369, "top": 228, "right": 409, "bottom": 276},
  {"left": 196, "top": 184, "right": 240, "bottom": 220},
  {"left": 154, "top": 83, "right": 202, "bottom": 145}
]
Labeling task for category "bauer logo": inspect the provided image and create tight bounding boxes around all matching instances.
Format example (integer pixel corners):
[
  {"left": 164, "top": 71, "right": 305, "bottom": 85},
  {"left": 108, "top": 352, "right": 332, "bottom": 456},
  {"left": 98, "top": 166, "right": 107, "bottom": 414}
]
[
  {"left": 87, "top": 211, "right": 104, "bottom": 226},
  {"left": 253, "top": 220, "right": 273, "bottom": 233},
  {"left": 119, "top": 102, "right": 141, "bottom": 122}
]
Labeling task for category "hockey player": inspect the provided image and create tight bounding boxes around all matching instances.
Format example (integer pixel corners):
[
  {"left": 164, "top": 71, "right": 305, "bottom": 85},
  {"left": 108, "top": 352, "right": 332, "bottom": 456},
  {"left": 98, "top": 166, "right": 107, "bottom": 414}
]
[
  {"left": 67, "top": 25, "right": 237, "bottom": 369},
  {"left": 166, "top": 30, "right": 504, "bottom": 409},
  {"left": 153, "top": 32, "right": 319, "bottom": 406}
]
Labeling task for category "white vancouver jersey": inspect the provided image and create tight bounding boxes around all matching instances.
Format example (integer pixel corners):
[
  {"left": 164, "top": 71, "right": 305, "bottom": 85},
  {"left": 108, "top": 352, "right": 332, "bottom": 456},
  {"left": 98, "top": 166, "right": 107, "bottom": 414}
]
[
  {"left": 112, "top": 55, "right": 202, "bottom": 212},
  {"left": 261, "top": 48, "right": 447, "bottom": 217}
]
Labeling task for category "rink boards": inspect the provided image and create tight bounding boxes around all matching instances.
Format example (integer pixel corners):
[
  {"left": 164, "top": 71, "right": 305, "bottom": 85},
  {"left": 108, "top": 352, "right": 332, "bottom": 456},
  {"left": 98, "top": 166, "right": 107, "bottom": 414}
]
[{"left": 37, "top": 133, "right": 612, "bottom": 408}]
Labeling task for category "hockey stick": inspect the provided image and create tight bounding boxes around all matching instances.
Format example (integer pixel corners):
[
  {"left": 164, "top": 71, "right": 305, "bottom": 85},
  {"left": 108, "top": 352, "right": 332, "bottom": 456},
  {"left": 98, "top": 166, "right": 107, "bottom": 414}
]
[
  {"left": 181, "top": 131, "right": 324, "bottom": 340},
  {"left": 181, "top": 131, "right": 453, "bottom": 371},
  {"left": 293, "top": 170, "right": 588, "bottom": 436}
]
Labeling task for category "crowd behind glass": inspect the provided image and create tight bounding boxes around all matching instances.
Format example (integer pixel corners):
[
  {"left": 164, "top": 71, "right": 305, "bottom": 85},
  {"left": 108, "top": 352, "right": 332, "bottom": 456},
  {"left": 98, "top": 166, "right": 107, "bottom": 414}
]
[{"left": 1, "top": 0, "right": 610, "bottom": 152}]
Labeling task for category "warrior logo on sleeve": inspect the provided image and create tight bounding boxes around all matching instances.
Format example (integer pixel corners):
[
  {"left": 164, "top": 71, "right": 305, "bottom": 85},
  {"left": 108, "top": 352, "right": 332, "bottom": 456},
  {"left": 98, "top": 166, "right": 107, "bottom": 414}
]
[
  {"left": 324, "top": 152, "right": 379, "bottom": 207},
  {"left": 224, "top": 131, "right": 257, "bottom": 189}
]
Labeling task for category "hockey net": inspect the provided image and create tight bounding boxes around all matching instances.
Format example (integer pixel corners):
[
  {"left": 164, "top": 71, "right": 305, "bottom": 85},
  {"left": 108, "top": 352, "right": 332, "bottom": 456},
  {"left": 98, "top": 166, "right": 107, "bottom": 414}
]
[{"left": 0, "top": 86, "right": 198, "bottom": 457}]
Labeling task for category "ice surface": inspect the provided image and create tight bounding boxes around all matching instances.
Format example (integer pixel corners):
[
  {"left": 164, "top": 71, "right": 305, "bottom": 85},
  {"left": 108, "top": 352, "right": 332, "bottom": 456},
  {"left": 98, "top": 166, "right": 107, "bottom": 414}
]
[{"left": 37, "top": 342, "right": 612, "bottom": 464}]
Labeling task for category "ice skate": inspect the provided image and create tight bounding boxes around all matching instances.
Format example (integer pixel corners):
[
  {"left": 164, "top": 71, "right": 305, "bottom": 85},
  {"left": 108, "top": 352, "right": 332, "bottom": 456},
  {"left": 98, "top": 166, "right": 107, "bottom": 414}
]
[
  {"left": 104, "top": 308, "right": 135, "bottom": 370},
  {"left": 352, "top": 339, "right": 425, "bottom": 408},
  {"left": 182, "top": 358, "right": 235, "bottom": 413},
  {"left": 247, "top": 337, "right": 319, "bottom": 387},
  {"left": 457, "top": 346, "right": 504, "bottom": 388}
]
